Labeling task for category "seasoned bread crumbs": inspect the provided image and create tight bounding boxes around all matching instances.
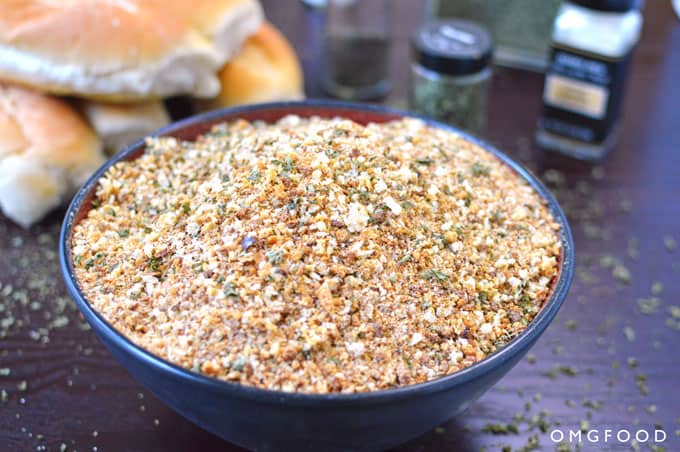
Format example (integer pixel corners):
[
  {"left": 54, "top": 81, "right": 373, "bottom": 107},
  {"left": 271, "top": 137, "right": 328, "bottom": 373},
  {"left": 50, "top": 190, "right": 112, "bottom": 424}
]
[{"left": 72, "top": 116, "right": 561, "bottom": 393}]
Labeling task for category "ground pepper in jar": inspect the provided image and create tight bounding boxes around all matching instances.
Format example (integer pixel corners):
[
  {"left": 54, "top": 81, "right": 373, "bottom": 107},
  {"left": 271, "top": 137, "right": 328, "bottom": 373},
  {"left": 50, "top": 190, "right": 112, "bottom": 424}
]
[{"left": 410, "top": 20, "right": 493, "bottom": 136}]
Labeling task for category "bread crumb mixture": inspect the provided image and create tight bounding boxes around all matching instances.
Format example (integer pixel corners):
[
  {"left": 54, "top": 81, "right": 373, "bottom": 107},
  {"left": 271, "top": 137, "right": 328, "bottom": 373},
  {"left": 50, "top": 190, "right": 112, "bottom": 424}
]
[{"left": 72, "top": 116, "right": 561, "bottom": 393}]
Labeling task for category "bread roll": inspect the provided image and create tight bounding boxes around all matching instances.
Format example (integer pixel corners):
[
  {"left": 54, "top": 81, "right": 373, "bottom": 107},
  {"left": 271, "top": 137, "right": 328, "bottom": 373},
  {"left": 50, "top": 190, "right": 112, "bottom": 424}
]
[
  {"left": 0, "top": 0, "right": 263, "bottom": 101},
  {"left": 79, "top": 100, "right": 170, "bottom": 154},
  {"left": 203, "top": 22, "right": 304, "bottom": 109},
  {"left": 0, "top": 83, "right": 104, "bottom": 227}
]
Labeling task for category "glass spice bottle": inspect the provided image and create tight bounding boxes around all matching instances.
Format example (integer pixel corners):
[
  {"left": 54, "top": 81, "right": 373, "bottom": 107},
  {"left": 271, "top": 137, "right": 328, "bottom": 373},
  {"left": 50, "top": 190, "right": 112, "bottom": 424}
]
[
  {"left": 410, "top": 20, "right": 493, "bottom": 136},
  {"left": 321, "top": 0, "right": 391, "bottom": 100},
  {"left": 536, "top": 0, "right": 643, "bottom": 160}
]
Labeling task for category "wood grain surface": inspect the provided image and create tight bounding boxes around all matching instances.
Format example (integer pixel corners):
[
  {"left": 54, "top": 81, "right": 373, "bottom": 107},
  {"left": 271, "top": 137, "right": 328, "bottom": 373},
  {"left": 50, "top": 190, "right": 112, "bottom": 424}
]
[{"left": 1, "top": 1, "right": 679, "bottom": 451}]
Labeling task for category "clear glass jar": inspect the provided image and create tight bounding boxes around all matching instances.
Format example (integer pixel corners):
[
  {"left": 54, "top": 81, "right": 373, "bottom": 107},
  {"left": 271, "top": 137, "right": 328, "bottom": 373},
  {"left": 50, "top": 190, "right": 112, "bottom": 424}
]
[
  {"left": 536, "top": 0, "right": 643, "bottom": 160},
  {"left": 412, "top": 65, "right": 492, "bottom": 135},
  {"left": 410, "top": 20, "right": 493, "bottom": 136},
  {"left": 321, "top": 0, "right": 391, "bottom": 100}
]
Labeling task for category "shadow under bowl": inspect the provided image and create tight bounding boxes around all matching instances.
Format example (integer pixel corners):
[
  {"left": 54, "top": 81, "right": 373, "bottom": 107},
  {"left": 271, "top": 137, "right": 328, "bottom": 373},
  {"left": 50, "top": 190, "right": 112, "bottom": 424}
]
[{"left": 60, "top": 100, "right": 574, "bottom": 452}]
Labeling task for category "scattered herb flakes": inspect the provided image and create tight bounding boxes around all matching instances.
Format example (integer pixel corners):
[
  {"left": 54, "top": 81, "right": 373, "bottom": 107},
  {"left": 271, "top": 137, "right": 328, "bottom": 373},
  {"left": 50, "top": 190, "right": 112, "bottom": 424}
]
[
  {"left": 481, "top": 422, "right": 519, "bottom": 435},
  {"left": 646, "top": 404, "right": 657, "bottom": 414},
  {"left": 266, "top": 249, "right": 284, "bottom": 265},
  {"left": 581, "top": 399, "right": 603, "bottom": 412},
  {"left": 664, "top": 235, "right": 677, "bottom": 252},
  {"left": 273, "top": 157, "right": 296, "bottom": 175},
  {"left": 0, "top": 367, "right": 9, "bottom": 376},
  {"left": 117, "top": 229, "right": 130, "bottom": 238},
  {"left": 415, "top": 157, "right": 433, "bottom": 165},
  {"left": 397, "top": 254, "right": 411, "bottom": 265},
  {"left": 470, "top": 162, "right": 491, "bottom": 177},
  {"left": 612, "top": 264, "right": 632, "bottom": 284},
  {"left": 564, "top": 319, "right": 578, "bottom": 331},
  {"left": 223, "top": 283, "right": 240, "bottom": 299},
  {"left": 84, "top": 252, "right": 106, "bottom": 270},
  {"left": 526, "top": 353, "right": 537, "bottom": 365},
  {"left": 579, "top": 419, "right": 590, "bottom": 432},
  {"left": 542, "top": 364, "right": 578, "bottom": 379},
  {"left": 434, "top": 426, "right": 445, "bottom": 434},
  {"left": 637, "top": 297, "right": 661, "bottom": 315},
  {"left": 147, "top": 256, "right": 162, "bottom": 272},
  {"left": 0, "top": 389, "right": 7, "bottom": 403},
  {"left": 231, "top": 356, "right": 246, "bottom": 371},
  {"left": 599, "top": 255, "right": 615, "bottom": 269},
  {"left": 555, "top": 441, "right": 574, "bottom": 452},
  {"left": 666, "top": 306, "right": 680, "bottom": 330},
  {"left": 17, "top": 380, "right": 27, "bottom": 391},
  {"left": 627, "top": 357, "right": 639, "bottom": 369},
  {"left": 520, "top": 434, "right": 540, "bottom": 451},
  {"left": 635, "top": 374, "right": 649, "bottom": 396},
  {"left": 623, "top": 326, "right": 636, "bottom": 342},
  {"left": 421, "top": 269, "right": 449, "bottom": 282},
  {"left": 247, "top": 170, "right": 262, "bottom": 183},
  {"left": 650, "top": 281, "right": 664, "bottom": 296},
  {"left": 528, "top": 412, "right": 551, "bottom": 433}
]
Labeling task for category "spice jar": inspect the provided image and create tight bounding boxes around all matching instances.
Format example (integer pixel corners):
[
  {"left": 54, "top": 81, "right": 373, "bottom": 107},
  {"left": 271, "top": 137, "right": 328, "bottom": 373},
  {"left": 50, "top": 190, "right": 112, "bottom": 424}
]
[
  {"left": 321, "top": 0, "right": 391, "bottom": 100},
  {"left": 536, "top": 0, "right": 643, "bottom": 160},
  {"left": 410, "top": 20, "right": 493, "bottom": 136}
]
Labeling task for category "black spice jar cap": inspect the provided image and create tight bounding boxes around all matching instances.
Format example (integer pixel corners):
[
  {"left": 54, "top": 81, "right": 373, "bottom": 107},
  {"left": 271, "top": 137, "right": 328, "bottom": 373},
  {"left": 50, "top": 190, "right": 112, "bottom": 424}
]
[
  {"left": 568, "top": 0, "right": 641, "bottom": 12},
  {"left": 412, "top": 19, "right": 493, "bottom": 77}
]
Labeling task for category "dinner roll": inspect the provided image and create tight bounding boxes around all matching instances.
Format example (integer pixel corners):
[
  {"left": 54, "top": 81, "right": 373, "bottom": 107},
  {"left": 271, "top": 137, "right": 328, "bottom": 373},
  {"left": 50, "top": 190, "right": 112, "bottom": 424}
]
[
  {"left": 79, "top": 100, "right": 170, "bottom": 154},
  {"left": 0, "top": 83, "right": 104, "bottom": 227},
  {"left": 203, "top": 22, "right": 304, "bottom": 109},
  {"left": 0, "top": 0, "right": 263, "bottom": 101}
]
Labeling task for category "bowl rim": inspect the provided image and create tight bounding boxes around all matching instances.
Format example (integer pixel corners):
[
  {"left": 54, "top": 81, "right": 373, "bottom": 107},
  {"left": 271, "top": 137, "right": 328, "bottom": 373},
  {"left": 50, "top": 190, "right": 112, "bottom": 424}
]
[{"left": 59, "top": 99, "right": 574, "bottom": 407}]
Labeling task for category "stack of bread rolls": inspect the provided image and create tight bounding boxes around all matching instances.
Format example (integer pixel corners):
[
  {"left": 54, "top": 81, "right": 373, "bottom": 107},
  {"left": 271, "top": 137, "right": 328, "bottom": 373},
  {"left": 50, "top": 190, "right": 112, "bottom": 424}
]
[{"left": 0, "top": 0, "right": 304, "bottom": 227}]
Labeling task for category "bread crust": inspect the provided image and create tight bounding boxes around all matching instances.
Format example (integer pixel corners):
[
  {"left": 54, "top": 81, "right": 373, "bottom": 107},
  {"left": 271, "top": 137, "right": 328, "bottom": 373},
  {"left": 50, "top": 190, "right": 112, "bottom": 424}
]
[
  {"left": 0, "top": 83, "right": 104, "bottom": 227},
  {"left": 203, "top": 22, "right": 304, "bottom": 109},
  {"left": 0, "top": 0, "right": 263, "bottom": 101}
]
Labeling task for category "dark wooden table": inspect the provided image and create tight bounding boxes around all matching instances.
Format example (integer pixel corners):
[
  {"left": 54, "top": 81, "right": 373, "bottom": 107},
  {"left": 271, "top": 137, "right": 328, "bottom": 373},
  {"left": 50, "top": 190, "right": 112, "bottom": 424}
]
[{"left": 2, "top": 1, "right": 679, "bottom": 451}]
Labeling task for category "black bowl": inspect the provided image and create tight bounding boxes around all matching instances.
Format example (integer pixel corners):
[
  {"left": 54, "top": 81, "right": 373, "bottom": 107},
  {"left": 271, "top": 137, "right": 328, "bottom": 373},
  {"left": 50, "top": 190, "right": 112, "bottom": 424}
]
[{"left": 60, "top": 100, "right": 574, "bottom": 451}]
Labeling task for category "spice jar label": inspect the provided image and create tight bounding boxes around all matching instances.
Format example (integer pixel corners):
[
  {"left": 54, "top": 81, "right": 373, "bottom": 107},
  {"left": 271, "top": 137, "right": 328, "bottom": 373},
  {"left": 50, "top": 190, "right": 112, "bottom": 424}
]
[
  {"left": 543, "top": 74, "right": 609, "bottom": 119},
  {"left": 539, "top": 43, "right": 632, "bottom": 144}
]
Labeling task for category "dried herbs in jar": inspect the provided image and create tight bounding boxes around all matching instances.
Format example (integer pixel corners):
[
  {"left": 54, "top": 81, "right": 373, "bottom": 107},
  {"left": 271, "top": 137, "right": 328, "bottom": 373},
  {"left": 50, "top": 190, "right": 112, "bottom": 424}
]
[{"left": 410, "top": 20, "right": 493, "bottom": 136}]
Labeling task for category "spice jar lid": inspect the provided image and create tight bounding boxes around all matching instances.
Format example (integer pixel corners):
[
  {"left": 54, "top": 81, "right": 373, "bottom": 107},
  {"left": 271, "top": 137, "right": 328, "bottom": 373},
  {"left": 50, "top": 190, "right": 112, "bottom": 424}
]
[
  {"left": 568, "top": 0, "right": 641, "bottom": 12},
  {"left": 412, "top": 19, "right": 493, "bottom": 77}
]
